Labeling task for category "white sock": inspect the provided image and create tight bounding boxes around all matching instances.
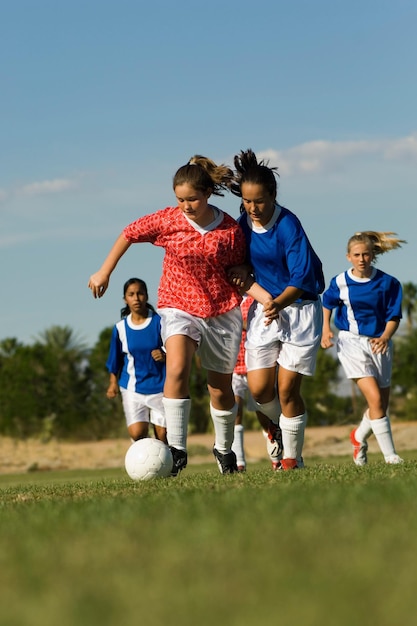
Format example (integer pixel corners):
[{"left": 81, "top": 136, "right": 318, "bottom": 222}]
[
  {"left": 280, "top": 413, "right": 306, "bottom": 460},
  {"left": 255, "top": 396, "right": 281, "bottom": 426},
  {"left": 370, "top": 416, "right": 396, "bottom": 459},
  {"left": 232, "top": 424, "right": 245, "bottom": 467},
  {"left": 162, "top": 397, "right": 191, "bottom": 451},
  {"left": 355, "top": 410, "right": 373, "bottom": 443},
  {"left": 211, "top": 404, "right": 238, "bottom": 454}
]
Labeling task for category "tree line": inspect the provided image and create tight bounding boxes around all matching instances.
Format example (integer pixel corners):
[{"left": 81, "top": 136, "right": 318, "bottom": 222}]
[{"left": 1, "top": 282, "right": 416, "bottom": 440}]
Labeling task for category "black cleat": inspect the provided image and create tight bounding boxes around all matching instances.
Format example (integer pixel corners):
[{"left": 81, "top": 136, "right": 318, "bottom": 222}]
[
  {"left": 169, "top": 446, "right": 188, "bottom": 476},
  {"left": 213, "top": 447, "right": 238, "bottom": 474}
]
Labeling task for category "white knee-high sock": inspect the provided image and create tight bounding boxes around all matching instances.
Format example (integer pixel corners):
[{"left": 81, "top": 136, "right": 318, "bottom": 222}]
[
  {"left": 232, "top": 424, "right": 245, "bottom": 467},
  {"left": 280, "top": 413, "right": 307, "bottom": 460},
  {"left": 355, "top": 409, "right": 373, "bottom": 442},
  {"left": 162, "top": 397, "right": 191, "bottom": 451},
  {"left": 370, "top": 416, "right": 396, "bottom": 459},
  {"left": 255, "top": 396, "right": 281, "bottom": 425},
  {"left": 211, "top": 404, "right": 238, "bottom": 454}
]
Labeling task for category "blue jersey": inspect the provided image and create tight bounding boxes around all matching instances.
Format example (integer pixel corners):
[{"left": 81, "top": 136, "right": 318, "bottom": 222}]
[
  {"left": 322, "top": 267, "right": 402, "bottom": 337},
  {"left": 238, "top": 204, "right": 324, "bottom": 301},
  {"left": 106, "top": 311, "right": 166, "bottom": 394}
]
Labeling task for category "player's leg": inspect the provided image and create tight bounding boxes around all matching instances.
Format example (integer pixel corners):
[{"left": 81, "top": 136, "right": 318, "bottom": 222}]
[
  {"left": 247, "top": 359, "right": 282, "bottom": 470},
  {"left": 277, "top": 367, "right": 307, "bottom": 469},
  {"left": 356, "top": 377, "right": 403, "bottom": 464},
  {"left": 207, "top": 369, "right": 239, "bottom": 474},
  {"left": 231, "top": 374, "right": 246, "bottom": 471},
  {"left": 163, "top": 333, "right": 197, "bottom": 475}
]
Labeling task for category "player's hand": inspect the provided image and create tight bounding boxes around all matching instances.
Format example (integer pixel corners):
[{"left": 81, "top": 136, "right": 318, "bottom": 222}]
[
  {"left": 88, "top": 271, "right": 110, "bottom": 298},
  {"left": 106, "top": 383, "right": 119, "bottom": 399},
  {"left": 321, "top": 331, "right": 334, "bottom": 349},
  {"left": 369, "top": 337, "right": 388, "bottom": 354},
  {"left": 263, "top": 299, "right": 280, "bottom": 320},
  {"left": 151, "top": 349, "right": 166, "bottom": 363},
  {"left": 227, "top": 264, "right": 249, "bottom": 288}
]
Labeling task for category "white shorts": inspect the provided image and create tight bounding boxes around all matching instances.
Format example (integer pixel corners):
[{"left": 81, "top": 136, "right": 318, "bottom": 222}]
[
  {"left": 336, "top": 330, "right": 392, "bottom": 388},
  {"left": 158, "top": 307, "right": 242, "bottom": 374},
  {"left": 120, "top": 388, "right": 166, "bottom": 428},
  {"left": 245, "top": 299, "right": 322, "bottom": 376},
  {"left": 232, "top": 373, "right": 257, "bottom": 411}
]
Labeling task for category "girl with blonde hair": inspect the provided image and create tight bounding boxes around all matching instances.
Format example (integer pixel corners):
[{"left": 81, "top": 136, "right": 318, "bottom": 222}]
[{"left": 321, "top": 231, "right": 405, "bottom": 465}]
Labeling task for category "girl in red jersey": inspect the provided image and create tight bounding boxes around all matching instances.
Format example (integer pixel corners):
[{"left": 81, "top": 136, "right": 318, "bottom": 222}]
[{"left": 88, "top": 156, "right": 249, "bottom": 475}]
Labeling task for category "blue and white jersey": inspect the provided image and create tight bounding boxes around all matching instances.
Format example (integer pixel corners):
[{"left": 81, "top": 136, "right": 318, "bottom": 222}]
[
  {"left": 322, "top": 267, "right": 402, "bottom": 337},
  {"left": 106, "top": 311, "right": 166, "bottom": 394},
  {"left": 238, "top": 204, "right": 324, "bottom": 301}
]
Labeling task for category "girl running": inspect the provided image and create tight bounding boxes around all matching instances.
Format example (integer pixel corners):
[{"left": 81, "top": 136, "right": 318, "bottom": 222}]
[
  {"left": 89, "top": 156, "right": 247, "bottom": 475},
  {"left": 321, "top": 231, "right": 405, "bottom": 465},
  {"left": 106, "top": 278, "right": 167, "bottom": 443},
  {"left": 230, "top": 148, "right": 324, "bottom": 470}
]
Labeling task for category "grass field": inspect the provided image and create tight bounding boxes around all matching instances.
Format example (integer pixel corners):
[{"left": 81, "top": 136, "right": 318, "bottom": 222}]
[{"left": 1, "top": 453, "right": 417, "bottom": 626}]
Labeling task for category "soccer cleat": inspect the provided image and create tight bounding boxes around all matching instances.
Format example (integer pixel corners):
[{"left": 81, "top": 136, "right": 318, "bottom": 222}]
[
  {"left": 350, "top": 429, "right": 368, "bottom": 466},
  {"left": 169, "top": 446, "right": 188, "bottom": 476},
  {"left": 385, "top": 454, "right": 404, "bottom": 465},
  {"left": 279, "top": 458, "right": 298, "bottom": 470},
  {"left": 213, "top": 448, "right": 238, "bottom": 474},
  {"left": 263, "top": 421, "right": 283, "bottom": 469}
]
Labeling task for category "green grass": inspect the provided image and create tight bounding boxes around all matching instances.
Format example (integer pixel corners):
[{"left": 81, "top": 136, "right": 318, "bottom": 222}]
[{"left": 1, "top": 455, "right": 417, "bottom": 626}]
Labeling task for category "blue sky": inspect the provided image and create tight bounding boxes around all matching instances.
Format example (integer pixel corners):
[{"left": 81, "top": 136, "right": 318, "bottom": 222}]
[{"left": 1, "top": 0, "right": 416, "bottom": 348}]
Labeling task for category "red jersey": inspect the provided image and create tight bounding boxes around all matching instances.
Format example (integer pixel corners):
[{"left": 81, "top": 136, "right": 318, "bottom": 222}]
[
  {"left": 123, "top": 206, "right": 246, "bottom": 318},
  {"left": 234, "top": 295, "right": 254, "bottom": 375}
]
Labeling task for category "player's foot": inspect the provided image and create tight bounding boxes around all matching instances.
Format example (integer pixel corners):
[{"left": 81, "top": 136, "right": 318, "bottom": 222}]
[
  {"left": 213, "top": 448, "right": 238, "bottom": 474},
  {"left": 263, "top": 420, "right": 283, "bottom": 462},
  {"left": 169, "top": 446, "right": 188, "bottom": 476},
  {"left": 385, "top": 454, "right": 404, "bottom": 464},
  {"left": 279, "top": 458, "right": 299, "bottom": 470},
  {"left": 350, "top": 429, "right": 368, "bottom": 466}
]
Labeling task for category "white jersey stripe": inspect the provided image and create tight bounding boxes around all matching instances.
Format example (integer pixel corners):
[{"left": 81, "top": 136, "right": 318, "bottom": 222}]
[
  {"left": 116, "top": 320, "right": 137, "bottom": 392},
  {"left": 336, "top": 273, "right": 359, "bottom": 334}
]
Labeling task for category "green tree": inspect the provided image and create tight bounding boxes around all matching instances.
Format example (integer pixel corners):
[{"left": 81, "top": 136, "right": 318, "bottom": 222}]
[
  {"left": 34, "top": 326, "right": 91, "bottom": 438},
  {"left": 86, "top": 327, "right": 126, "bottom": 439},
  {"left": 0, "top": 341, "right": 47, "bottom": 436},
  {"left": 402, "top": 282, "right": 417, "bottom": 333},
  {"left": 391, "top": 328, "right": 417, "bottom": 421}
]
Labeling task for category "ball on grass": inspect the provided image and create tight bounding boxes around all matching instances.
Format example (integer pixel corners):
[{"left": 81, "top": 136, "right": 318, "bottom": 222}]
[{"left": 125, "top": 438, "right": 173, "bottom": 481}]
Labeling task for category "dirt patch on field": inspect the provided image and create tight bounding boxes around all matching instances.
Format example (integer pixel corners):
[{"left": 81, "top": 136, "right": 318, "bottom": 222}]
[{"left": 0, "top": 422, "right": 416, "bottom": 475}]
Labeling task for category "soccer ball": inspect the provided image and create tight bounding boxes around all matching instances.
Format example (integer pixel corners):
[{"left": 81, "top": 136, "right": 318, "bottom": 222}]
[{"left": 124, "top": 438, "right": 173, "bottom": 481}]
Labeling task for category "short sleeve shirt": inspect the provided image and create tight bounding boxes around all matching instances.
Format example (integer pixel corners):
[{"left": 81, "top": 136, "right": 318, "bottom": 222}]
[{"left": 123, "top": 206, "right": 246, "bottom": 318}]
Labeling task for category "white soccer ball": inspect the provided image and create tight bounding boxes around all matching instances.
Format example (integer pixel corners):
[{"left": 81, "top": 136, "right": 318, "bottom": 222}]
[{"left": 125, "top": 438, "right": 173, "bottom": 481}]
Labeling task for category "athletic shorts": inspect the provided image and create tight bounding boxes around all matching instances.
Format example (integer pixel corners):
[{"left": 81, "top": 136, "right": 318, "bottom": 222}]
[
  {"left": 120, "top": 388, "right": 166, "bottom": 428},
  {"left": 336, "top": 330, "right": 392, "bottom": 388},
  {"left": 245, "top": 299, "right": 322, "bottom": 376},
  {"left": 232, "top": 373, "right": 257, "bottom": 411},
  {"left": 158, "top": 307, "right": 242, "bottom": 374}
]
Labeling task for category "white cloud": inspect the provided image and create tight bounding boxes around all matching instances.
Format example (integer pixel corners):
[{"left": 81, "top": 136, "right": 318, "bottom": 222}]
[
  {"left": 19, "top": 178, "right": 78, "bottom": 196},
  {"left": 258, "top": 132, "right": 417, "bottom": 177}
]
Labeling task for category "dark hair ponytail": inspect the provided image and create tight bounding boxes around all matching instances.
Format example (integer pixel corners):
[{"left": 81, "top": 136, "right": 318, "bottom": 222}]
[
  {"left": 120, "top": 278, "right": 155, "bottom": 318},
  {"left": 232, "top": 149, "right": 279, "bottom": 210}
]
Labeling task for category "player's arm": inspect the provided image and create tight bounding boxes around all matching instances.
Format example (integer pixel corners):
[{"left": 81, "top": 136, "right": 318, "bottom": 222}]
[
  {"left": 88, "top": 233, "right": 131, "bottom": 298},
  {"left": 321, "top": 306, "right": 334, "bottom": 349},
  {"left": 370, "top": 318, "right": 400, "bottom": 354},
  {"left": 107, "top": 373, "right": 120, "bottom": 399},
  {"left": 263, "top": 286, "right": 304, "bottom": 321}
]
